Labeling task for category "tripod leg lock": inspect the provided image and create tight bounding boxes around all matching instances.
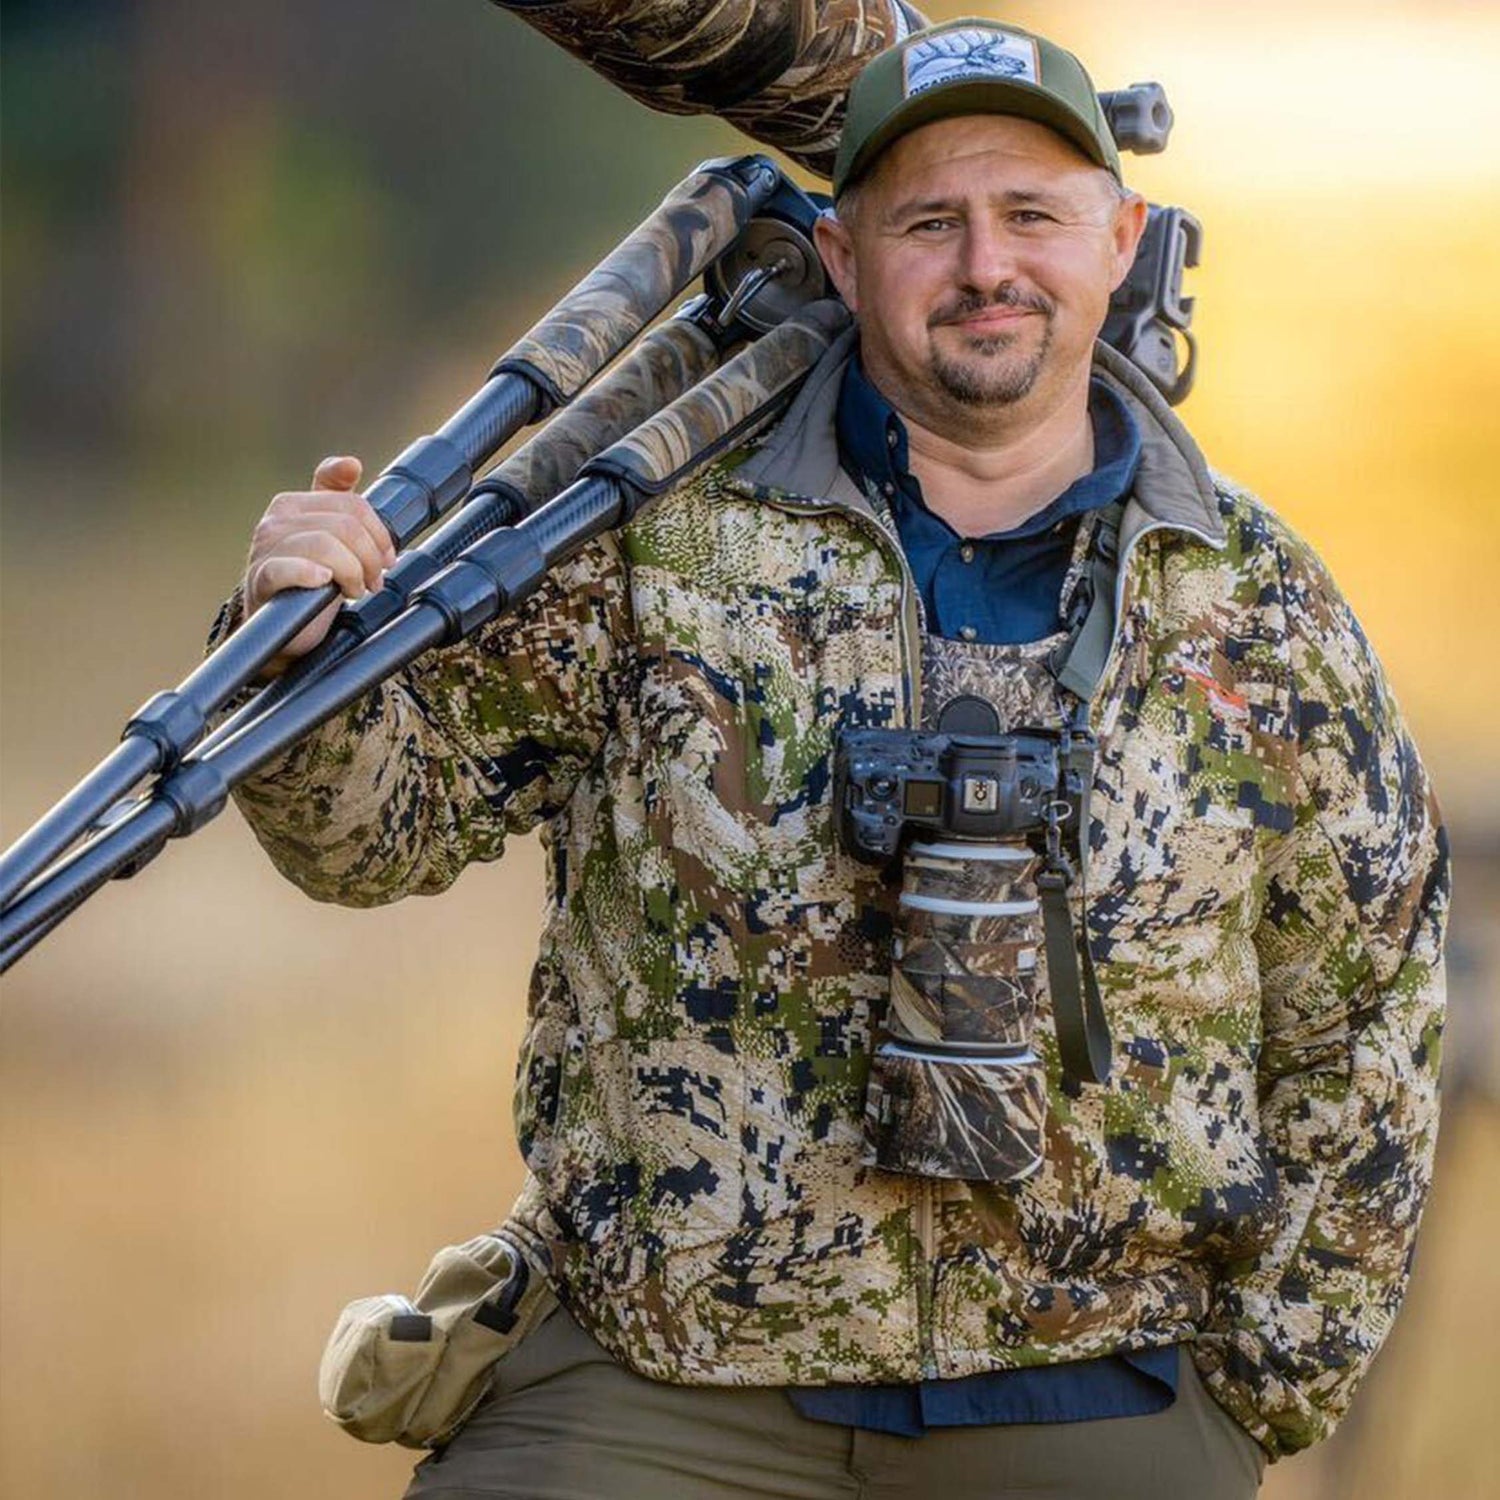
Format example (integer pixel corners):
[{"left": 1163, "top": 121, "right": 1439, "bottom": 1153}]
[
  {"left": 158, "top": 760, "right": 231, "bottom": 838},
  {"left": 124, "top": 691, "right": 208, "bottom": 770},
  {"left": 414, "top": 528, "right": 552, "bottom": 644},
  {"left": 375, "top": 434, "right": 478, "bottom": 545}
]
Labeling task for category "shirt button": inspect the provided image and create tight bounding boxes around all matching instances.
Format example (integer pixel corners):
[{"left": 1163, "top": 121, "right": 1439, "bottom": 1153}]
[
  {"left": 886, "top": 428, "right": 899, "bottom": 448},
  {"left": 959, "top": 543, "right": 975, "bottom": 563},
  {"left": 959, "top": 625, "right": 978, "bottom": 642},
  {"left": 882, "top": 480, "right": 896, "bottom": 498}
]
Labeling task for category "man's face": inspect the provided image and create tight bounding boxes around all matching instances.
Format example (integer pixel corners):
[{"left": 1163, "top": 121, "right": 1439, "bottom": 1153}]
[{"left": 815, "top": 114, "right": 1146, "bottom": 428}]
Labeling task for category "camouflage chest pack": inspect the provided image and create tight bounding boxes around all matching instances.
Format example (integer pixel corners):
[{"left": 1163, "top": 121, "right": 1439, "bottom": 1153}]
[{"left": 836, "top": 507, "right": 1119, "bottom": 1182}]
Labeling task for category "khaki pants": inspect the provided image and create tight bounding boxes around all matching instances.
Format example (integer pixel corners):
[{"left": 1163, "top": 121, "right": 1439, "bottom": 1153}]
[{"left": 404, "top": 1306, "right": 1266, "bottom": 1500}]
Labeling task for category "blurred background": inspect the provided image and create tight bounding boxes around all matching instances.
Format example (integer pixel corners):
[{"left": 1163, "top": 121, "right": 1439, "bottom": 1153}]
[{"left": 2, "top": 1, "right": 1496, "bottom": 1495}]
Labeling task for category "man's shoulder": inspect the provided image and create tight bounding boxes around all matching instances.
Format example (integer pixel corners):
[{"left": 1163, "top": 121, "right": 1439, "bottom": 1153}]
[
  {"left": 620, "top": 420, "right": 830, "bottom": 557},
  {"left": 1204, "top": 469, "right": 1286, "bottom": 551},
  {"left": 1195, "top": 469, "right": 1343, "bottom": 602},
  {"left": 618, "top": 444, "right": 760, "bottom": 555},
  {"left": 1166, "top": 471, "right": 1384, "bottom": 706}
]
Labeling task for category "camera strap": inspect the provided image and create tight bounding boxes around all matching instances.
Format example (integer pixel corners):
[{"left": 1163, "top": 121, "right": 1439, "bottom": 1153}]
[
  {"left": 1049, "top": 501, "right": 1123, "bottom": 705},
  {"left": 1037, "top": 504, "right": 1124, "bottom": 1088},
  {"left": 1036, "top": 720, "right": 1112, "bottom": 1086}
]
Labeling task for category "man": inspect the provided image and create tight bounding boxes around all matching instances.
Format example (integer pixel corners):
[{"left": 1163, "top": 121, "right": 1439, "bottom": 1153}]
[{"left": 221, "top": 18, "right": 1447, "bottom": 1499}]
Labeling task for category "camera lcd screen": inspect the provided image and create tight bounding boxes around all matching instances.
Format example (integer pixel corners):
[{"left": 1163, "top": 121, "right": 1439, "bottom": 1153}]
[{"left": 903, "top": 781, "right": 943, "bottom": 819}]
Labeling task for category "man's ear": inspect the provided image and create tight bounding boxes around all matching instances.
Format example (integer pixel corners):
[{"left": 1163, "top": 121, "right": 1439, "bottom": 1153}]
[
  {"left": 1108, "top": 191, "right": 1150, "bottom": 293},
  {"left": 814, "top": 209, "right": 860, "bottom": 313}
]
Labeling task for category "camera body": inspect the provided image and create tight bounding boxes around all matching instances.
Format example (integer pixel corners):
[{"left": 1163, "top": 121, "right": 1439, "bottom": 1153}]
[{"left": 835, "top": 727, "right": 1073, "bottom": 866}]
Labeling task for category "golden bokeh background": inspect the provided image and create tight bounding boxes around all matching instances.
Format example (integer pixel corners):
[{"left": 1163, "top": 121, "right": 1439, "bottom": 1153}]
[{"left": 2, "top": 3, "right": 1496, "bottom": 1497}]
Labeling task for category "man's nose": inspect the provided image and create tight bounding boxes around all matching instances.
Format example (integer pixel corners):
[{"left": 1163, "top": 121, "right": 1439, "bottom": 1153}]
[{"left": 957, "top": 222, "right": 1019, "bottom": 293}]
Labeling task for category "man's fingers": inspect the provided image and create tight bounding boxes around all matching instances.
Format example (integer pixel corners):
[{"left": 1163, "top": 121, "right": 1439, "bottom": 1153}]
[
  {"left": 244, "top": 457, "right": 399, "bottom": 628},
  {"left": 259, "top": 491, "right": 396, "bottom": 576},
  {"left": 355, "top": 495, "right": 399, "bottom": 570},
  {"left": 247, "top": 531, "right": 367, "bottom": 612},
  {"left": 246, "top": 555, "right": 335, "bottom": 613},
  {"left": 265, "top": 508, "right": 389, "bottom": 591},
  {"left": 304, "top": 461, "right": 397, "bottom": 569},
  {"left": 277, "top": 531, "right": 376, "bottom": 602},
  {"left": 313, "top": 454, "right": 363, "bottom": 491},
  {"left": 312, "top": 491, "right": 396, "bottom": 570}
]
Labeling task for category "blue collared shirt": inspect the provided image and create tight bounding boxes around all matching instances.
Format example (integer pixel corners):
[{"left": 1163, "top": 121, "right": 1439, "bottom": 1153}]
[
  {"left": 836, "top": 354, "right": 1142, "bottom": 645},
  {"left": 785, "top": 355, "right": 1172, "bottom": 1437}
]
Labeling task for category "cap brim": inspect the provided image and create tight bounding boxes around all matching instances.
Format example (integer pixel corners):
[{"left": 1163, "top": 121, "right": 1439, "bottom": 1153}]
[{"left": 840, "top": 77, "right": 1114, "bottom": 195}]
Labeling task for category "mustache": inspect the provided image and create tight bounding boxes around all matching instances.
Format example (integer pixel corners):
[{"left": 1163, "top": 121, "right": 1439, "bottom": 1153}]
[{"left": 928, "top": 285, "right": 1054, "bottom": 327}]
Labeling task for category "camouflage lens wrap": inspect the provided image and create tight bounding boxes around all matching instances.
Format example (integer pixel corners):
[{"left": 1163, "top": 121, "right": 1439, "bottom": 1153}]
[
  {"left": 588, "top": 298, "right": 850, "bottom": 501},
  {"left": 494, "top": 318, "right": 722, "bottom": 512},
  {"left": 890, "top": 942, "right": 1035, "bottom": 1047},
  {"left": 491, "top": 0, "right": 813, "bottom": 109},
  {"left": 492, "top": 0, "right": 921, "bottom": 178},
  {"left": 494, "top": 163, "right": 774, "bottom": 406},
  {"left": 865, "top": 839, "right": 1047, "bottom": 1182},
  {"left": 865, "top": 1044, "right": 1047, "bottom": 1182}
]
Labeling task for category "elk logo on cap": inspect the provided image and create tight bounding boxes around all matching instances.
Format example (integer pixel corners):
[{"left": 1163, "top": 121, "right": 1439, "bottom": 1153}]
[{"left": 903, "top": 28, "right": 1040, "bottom": 98}]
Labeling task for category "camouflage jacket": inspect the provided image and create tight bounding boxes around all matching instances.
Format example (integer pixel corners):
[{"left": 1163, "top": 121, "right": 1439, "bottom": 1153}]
[{"left": 222, "top": 332, "right": 1448, "bottom": 1460}]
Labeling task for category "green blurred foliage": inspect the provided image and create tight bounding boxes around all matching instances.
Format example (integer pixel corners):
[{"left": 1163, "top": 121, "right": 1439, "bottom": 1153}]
[{"left": 1, "top": 0, "right": 738, "bottom": 500}]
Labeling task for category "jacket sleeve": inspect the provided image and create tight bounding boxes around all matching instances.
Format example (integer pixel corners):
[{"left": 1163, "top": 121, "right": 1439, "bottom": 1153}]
[
  {"left": 205, "top": 535, "right": 633, "bottom": 907},
  {"left": 489, "top": 0, "right": 926, "bottom": 178},
  {"left": 1191, "top": 521, "right": 1450, "bottom": 1459}
]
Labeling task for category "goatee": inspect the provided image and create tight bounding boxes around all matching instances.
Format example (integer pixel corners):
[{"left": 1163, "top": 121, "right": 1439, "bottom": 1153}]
[{"left": 926, "top": 286, "right": 1055, "bottom": 407}]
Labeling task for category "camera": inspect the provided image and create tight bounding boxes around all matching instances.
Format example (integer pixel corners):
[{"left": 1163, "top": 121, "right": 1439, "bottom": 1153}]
[
  {"left": 835, "top": 727, "right": 1073, "bottom": 867},
  {"left": 835, "top": 724, "right": 1098, "bottom": 1182}
]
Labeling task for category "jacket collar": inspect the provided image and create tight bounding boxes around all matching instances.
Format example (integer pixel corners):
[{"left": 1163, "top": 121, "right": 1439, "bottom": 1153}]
[
  {"left": 733, "top": 328, "right": 1226, "bottom": 550},
  {"left": 734, "top": 326, "right": 868, "bottom": 513}
]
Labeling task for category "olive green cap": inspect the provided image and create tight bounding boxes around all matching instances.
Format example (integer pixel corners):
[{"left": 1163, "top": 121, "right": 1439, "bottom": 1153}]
[{"left": 832, "top": 17, "right": 1121, "bottom": 198}]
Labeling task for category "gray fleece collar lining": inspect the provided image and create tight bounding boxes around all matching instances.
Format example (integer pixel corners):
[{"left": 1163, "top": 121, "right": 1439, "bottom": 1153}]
[{"left": 733, "top": 330, "right": 1226, "bottom": 548}]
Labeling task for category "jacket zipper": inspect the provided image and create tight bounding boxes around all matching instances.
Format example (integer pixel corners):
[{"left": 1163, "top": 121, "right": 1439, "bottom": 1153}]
[
  {"left": 745, "top": 482, "right": 942, "bottom": 1371},
  {"left": 1086, "top": 517, "right": 1227, "bottom": 739}
]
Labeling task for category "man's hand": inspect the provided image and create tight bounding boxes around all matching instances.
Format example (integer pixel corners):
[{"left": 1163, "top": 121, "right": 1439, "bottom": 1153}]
[{"left": 243, "top": 456, "right": 398, "bottom": 674}]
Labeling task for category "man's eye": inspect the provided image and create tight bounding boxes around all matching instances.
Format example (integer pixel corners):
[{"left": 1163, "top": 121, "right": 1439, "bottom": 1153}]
[
  {"left": 1012, "top": 210, "right": 1055, "bottom": 226},
  {"left": 908, "top": 218, "right": 954, "bottom": 233}
]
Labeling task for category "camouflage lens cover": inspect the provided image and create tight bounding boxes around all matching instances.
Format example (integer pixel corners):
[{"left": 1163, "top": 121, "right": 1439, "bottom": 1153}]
[
  {"left": 867, "top": 837, "right": 1047, "bottom": 1181},
  {"left": 865, "top": 1041, "right": 1046, "bottom": 1182}
]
